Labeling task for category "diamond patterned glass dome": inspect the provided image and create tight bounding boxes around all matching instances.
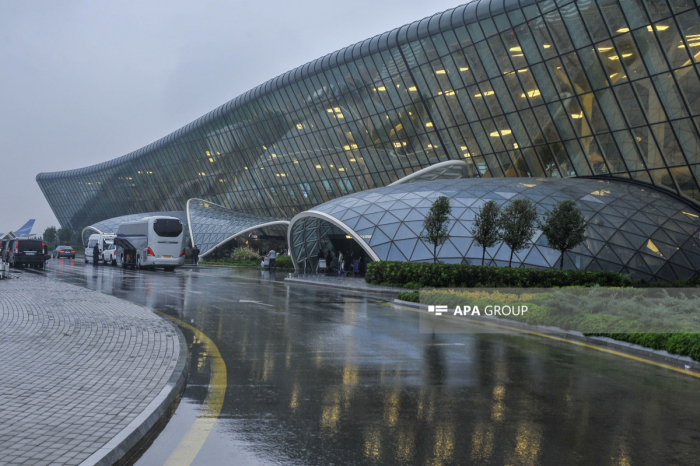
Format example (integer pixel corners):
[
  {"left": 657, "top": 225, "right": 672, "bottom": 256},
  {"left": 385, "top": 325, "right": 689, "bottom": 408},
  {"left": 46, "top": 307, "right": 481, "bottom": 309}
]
[
  {"left": 290, "top": 178, "right": 700, "bottom": 281},
  {"left": 187, "top": 199, "right": 289, "bottom": 257}
]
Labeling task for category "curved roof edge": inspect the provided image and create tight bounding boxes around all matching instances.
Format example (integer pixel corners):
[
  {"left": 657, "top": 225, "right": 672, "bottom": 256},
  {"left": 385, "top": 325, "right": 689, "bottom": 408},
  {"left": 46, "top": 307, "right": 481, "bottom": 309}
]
[{"left": 37, "top": 0, "right": 489, "bottom": 182}]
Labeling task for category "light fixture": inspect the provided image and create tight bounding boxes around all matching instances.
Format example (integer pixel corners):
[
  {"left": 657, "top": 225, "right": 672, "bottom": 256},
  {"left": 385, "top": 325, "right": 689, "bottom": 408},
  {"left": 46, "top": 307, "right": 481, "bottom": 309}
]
[
  {"left": 435, "top": 69, "right": 446, "bottom": 74},
  {"left": 543, "top": 44, "right": 551, "bottom": 49},
  {"left": 489, "top": 129, "right": 512, "bottom": 137},
  {"left": 513, "top": 143, "right": 519, "bottom": 149},
  {"left": 459, "top": 67, "right": 469, "bottom": 71},
  {"left": 315, "top": 165, "right": 322, "bottom": 169},
  {"left": 598, "top": 46, "right": 613, "bottom": 52},
  {"left": 521, "top": 89, "right": 541, "bottom": 98},
  {"left": 408, "top": 86, "right": 417, "bottom": 92},
  {"left": 617, "top": 27, "right": 630, "bottom": 33},
  {"left": 571, "top": 112, "right": 583, "bottom": 119},
  {"left": 509, "top": 46, "right": 522, "bottom": 52},
  {"left": 425, "top": 122, "right": 433, "bottom": 127}
]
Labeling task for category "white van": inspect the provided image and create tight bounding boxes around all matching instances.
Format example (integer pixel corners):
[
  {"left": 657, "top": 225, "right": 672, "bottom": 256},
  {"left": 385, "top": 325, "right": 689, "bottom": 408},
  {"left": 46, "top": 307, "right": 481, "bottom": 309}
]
[
  {"left": 115, "top": 216, "right": 185, "bottom": 271},
  {"left": 85, "top": 233, "right": 116, "bottom": 264}
]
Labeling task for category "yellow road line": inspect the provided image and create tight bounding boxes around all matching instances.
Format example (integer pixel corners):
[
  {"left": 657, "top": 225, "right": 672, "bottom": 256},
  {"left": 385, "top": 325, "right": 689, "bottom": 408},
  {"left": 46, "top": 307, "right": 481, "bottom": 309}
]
[
  {"left": 389, "top": 302, "right": 700, "bottom": 380},
  {"left": 153, "top": 310, "right": 228, "bottom": 466}
]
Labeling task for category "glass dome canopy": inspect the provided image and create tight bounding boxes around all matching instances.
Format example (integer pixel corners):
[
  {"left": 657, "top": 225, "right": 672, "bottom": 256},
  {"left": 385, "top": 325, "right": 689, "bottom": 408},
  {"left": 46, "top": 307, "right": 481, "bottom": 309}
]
[{"left": 290, "top": 178, "right": 700, "bottom": 281}]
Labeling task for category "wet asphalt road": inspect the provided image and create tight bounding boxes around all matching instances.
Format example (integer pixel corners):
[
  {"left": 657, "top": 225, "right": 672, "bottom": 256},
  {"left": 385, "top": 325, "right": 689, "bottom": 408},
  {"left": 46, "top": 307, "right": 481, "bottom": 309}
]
[{"left": 26, "top": 258, "right": 700, "bottom": 465}]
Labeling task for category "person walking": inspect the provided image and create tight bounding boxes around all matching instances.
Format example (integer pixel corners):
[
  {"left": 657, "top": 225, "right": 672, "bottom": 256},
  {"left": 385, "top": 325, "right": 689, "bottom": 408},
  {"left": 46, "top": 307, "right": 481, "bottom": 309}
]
[
  {"left": 92, "top": 242, "right": 100, "bottom": 266},
  {"left": 267, "top": 249, "right": 276, "bottom": 270},
  {"left": 337, "top": 251, "right": 344, "bottom": 274},
  {"left": 192, "top": 245, "right": 200, "bottom": 266}
]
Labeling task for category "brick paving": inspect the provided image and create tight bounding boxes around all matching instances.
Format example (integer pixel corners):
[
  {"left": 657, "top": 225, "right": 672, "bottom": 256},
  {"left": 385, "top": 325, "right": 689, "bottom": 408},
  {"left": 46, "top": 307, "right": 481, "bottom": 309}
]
[{"left": 0, "top": 273, "right": 185, "bottom": 465}]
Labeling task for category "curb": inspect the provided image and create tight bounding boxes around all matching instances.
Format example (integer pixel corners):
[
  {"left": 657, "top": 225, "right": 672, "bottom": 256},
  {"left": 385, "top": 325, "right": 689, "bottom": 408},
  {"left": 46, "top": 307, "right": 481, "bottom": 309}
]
[
  {"left": 393, "top": 299, "right": 700, "bottom": 373},
  {"left": 81, "top": 319, "right": 190, "bottom": 466},
  {"left": 284, "top": 277, "right": 405, "bottom": 297}
]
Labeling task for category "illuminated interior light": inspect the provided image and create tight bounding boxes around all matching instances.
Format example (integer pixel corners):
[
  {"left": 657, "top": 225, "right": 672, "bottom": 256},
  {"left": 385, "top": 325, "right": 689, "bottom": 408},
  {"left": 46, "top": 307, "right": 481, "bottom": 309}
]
[
  {"left": 376, "top": 86, "right": 386, "bottom": 91},
  {"left": 439, "top": 90, "right": 456, "bottom": 96},
  {"left": 336, "top": 114, "right": 344, "bottom": 118},
  {"left": 396, "top": 84, "right": 400, "bottom": 88},
  {"left": 339, "top": 168, "right": 345, "bottom": 171},
  {"left": 393, "top": 142, "right": 403, "bottom": 148},
  {"left": 296, "top": 124, "right": 304, "bottom": 129},
  {"left": 490, "top": 129, "right": 512, "bottom": 137},
  {"left": 408, "top": 86, "right": 417, "bottom": 92},
  {"left": 330, "top": 164, "right": 334, "bottom": 167},
  {"left": 621, "top": 53, "right": 633, "bottom": 58},
  {"left": 521, "top": 89, "right": 541, "bottom": 98},
  {"left": 513, "top": 143, "right": 519, "bottom": 149},
  {"left": 608, "top": 55, "right": 620, "bottom": 60},
  {"left": 463, "top": 153, "right": 472, "bottom": 158},
  {"left": 271, "top": 154, "right": 277, "bottom": 157},
  {"left": 682, "top": 211, "right": 699, "bottom": 218},
  {"left": 293, "top": 160, "right": 299, "bottom": 164},
  {"left": 334, "top": 107, "right": 341, "bottom": 112},
  {"left": 459, "top": 67, "right": 469, "bottom": 71},
  {"left": 219, "top": 179, "right": 224, "bottom": 183},
  {"left": 205, "top": 151, "right": 211, "bottom": 156},
  {"left": 617, "top": 27, "right": 630, "bottom": 33},
  {"left": 543, "top": 44, "right": 551, "bottom": 49},
  {"left": 509, "top": 46, "right": 522, "bottom": 52},
  {"left": 598, "top": 46, "right": 613, "bottom": 52},
  {"left": 350, "top": 158, "right": 356, "bottom": 162},
  {"left": 517, "top": 68, "right": 529, "bottom": 73},
  {"left": 435, "top": 69, "right": 446, "bottom": 74},
  {"left": 244, "top": 167, "right": 248, "bottom": 170},
  {"left": 208, "top": 157, "right": 215, "bottom": 163},
  {"left": 260, "top": 167, "right": 264, "bottom": 170},
  {"left": 474, "top": 93, "right": 483, "bottom": 98},
  {"left": 571, "top": 112, "right": 583, "bottom": 119},
  {"left": 647, "top": 25, "right": 670, "bottom": 32},
  {"left": 425, "top": 122, "right": 434, "bottom": 127},
  {"left": 262, "top": 146, "right": 267, "bottom": 150},
  {"left": 327, "top": 109, "right": 334, "bottom": 112},
  {"left": 427, "top": 144, "right": 434, "bottom": 148},
  {"left": 315, "top": 165, "right": 322, "bottom": 169},
  {"left": 609, "top": 73, "right": 619, "bottom": 79}
]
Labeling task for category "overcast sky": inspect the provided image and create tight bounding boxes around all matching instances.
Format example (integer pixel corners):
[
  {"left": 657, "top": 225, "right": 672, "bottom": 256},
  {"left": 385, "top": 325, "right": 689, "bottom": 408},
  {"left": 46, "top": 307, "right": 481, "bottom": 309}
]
[{"left": 0, "top": 0, "right": 461, "bottom": 236}]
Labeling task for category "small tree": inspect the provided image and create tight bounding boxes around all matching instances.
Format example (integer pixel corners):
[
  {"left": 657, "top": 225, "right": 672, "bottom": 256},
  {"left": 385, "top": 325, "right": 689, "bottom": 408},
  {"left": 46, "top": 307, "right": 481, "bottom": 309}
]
[
  {"left": 499, "top": 198, "right": 538, "bottom": 268},
  {"left": 43, "top": 226, "right": 57, "bottom": 249},
  {"left": 471, "top": 200, "right": 502, "bottom": 266},
  {"left": 421, "top": 196, "right": 452, "bottom": 264},
  {"left": 57, "top": 226, "right": 73, "bottom": 245},
  {"left": 540, "top": 200, "right": 587, "bottom": 270}
]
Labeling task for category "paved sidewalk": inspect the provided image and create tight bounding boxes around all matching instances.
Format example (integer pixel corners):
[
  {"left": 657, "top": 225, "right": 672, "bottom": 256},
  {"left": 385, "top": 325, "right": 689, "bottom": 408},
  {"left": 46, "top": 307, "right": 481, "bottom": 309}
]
[
  {"left": 285, "top": 274, "right": 406, "bottom": 295},
  {"left": 0, "top": 273, "right": 187, "bottom": 465}
]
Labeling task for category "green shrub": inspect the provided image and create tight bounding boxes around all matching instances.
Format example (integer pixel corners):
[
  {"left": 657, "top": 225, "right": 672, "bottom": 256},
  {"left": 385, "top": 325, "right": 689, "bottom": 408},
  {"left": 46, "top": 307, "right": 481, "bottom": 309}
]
[
  {"left": 366, "top": 261, "right": 632, "bottom": 288},
  {"left": 397, "top": 290, "right": 420, "bottom": 302},
  {"left": 274, "top": 254, "right": 293, "bottom": 269},
  {"left": 231, "top": 246, "right": 261, "bottom": 261}
]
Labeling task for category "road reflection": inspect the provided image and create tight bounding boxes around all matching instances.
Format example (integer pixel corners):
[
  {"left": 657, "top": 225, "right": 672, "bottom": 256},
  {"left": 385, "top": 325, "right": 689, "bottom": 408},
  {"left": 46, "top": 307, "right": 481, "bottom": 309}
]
[{"left": 38, "top": 260, "right": 700, "bottom": 465}]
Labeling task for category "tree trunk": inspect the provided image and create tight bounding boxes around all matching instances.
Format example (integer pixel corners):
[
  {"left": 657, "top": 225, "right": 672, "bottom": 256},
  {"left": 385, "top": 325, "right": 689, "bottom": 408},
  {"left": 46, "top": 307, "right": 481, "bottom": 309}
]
[
  {"left": 508, "top": 248, "right": 513, "bottom": 268},
  {"left": 433, "top": 244, "right": 437, "bottom": 264},
  {"left": 560, "top": 250, "right": 565, "bottom": 270},
  {"left": 482, "top": 246, "right": 486, "bottom": 266}
]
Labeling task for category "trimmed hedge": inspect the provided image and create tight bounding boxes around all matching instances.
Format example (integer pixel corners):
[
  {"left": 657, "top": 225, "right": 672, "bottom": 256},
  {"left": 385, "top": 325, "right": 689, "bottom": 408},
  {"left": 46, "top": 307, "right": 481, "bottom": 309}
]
[
  {"left": 599, "top": 333, "right": 700, "bottom": 361},
  {"left": 367, "top": 261, "right": 632, "bottom": 288},
  {"left": 397, "top": 290, "right": 420, "bottom": 302}
]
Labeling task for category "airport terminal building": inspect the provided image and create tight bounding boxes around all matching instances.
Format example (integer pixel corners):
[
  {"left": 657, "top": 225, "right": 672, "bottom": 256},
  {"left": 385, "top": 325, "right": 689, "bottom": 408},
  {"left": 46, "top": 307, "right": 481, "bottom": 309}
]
[{"left": 37, "top": 0, "right": 700, "bottom": 280}]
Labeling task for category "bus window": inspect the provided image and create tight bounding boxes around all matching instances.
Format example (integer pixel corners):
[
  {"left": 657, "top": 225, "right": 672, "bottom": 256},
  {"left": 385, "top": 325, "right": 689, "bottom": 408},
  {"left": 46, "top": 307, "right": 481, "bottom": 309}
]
[{"left": 153, "top": 219, "right": 183, "bottom": 238}]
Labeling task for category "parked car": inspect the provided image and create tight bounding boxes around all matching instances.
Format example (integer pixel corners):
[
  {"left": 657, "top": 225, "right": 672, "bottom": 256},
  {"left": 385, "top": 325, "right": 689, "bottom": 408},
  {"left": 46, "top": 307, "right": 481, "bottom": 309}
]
[
  {"left": 8, "top": 239, "right": 49, "bottom": 268},
  {"left": 0, "top": 239, "right": 10, "bottom": 262},
  {"left": 103, "top": 243, "right": 118, "bottom": 265},
  {"left": 52, "top": 245, "right": 76, "bottom": 259},
  {"left": 85, "top": 233, "right": 116, "bottom": 264}
]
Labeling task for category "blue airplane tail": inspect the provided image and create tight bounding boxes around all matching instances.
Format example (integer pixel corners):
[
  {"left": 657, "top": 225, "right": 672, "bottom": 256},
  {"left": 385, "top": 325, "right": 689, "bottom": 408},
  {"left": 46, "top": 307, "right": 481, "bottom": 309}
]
[{"left": 14, "top": 219, "right": 35, "bottom": 237}]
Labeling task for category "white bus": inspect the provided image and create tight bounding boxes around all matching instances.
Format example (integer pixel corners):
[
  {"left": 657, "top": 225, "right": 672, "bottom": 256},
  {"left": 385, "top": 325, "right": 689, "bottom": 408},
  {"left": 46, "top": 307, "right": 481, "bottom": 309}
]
[
  {"left": 85, "top": 233, "right": 117, "bottom": 264},
  {"left": 115, "top": 216, "right": 185, "bottom": 271}
]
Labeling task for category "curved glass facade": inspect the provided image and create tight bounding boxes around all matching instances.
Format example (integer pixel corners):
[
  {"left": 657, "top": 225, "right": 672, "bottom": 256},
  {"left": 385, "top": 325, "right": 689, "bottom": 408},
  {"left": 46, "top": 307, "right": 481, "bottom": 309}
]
[
  {"left": 290, "top": 178, "right": 700, "bottom": 281},
  {"left": 37, "top": 0, "right": 700, "bottom": 233}
]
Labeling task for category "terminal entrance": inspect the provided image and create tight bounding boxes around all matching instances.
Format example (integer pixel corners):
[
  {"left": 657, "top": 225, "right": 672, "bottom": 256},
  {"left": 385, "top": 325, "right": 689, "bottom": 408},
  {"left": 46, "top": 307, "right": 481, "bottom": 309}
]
[{"left": 290, "top": 216, "right": 372, "bottom": 275}]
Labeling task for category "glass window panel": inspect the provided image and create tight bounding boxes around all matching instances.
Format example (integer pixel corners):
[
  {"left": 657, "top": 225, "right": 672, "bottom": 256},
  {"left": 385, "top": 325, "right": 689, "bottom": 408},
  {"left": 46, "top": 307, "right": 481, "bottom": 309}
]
[
  {"left": 577, "top": 0, "right": 610, "bottom": 42},
  {"left": 482, "top": 119, "right": 506, "bottom": 152},
  {"left": 652, "top": 122, "right": 686, "bottom": 166},
  {"left": 619, "top": 0, "right": 650, "bottom": 29},
  {"left": 468, "top": 84, "right": 492, "bottom": 119},
  {"left": 579, "top": 92, "right": 610, "bottom": 133},
  {"left": 545, "top": 57, "right": 574, "bottom": 96},
  {"left": 671, "top": 118, "right": 700, "bottom": 164},
  {"left": 475, "top": 41, "right": 502, "bottom": 78},
  {"left": 632, "top": 27, "right": 670, "bottom": 74},
  {"left": 492, "top": 77, "right": 517, "bottom": 113},
  {"left": 596, "top": 132, "right": 628, "bottom": 173},
  {"left": 614, "top": 130, "right": 647, "bottom": 170},
  {"left": 597, "top": 0, "right": 629, "bottom": 36},
  {"left": 671, "top": 165, "right": 700, "bottom": 201},
  {"left": 514, "top": 22, "right": 544, "bottom": 65},
  {"left": 614, "top": 83, "right": 648, "bottom": 126},
  {"left": 530, "top": 62, "right": 558, "bottom": 103},
  {"left": 674, "top": 66, "right": 700, "bottom": 115},
  {"left": 489, "top": 36, "right": 515, "bottom": 74},
  {"left": 631, "top": 125, "right": 666, "bottom": 168},
  {"left": 464, "top": 46, "right": 488, "bottom": 82},
  {"left": 560, "top": 4, "right": 591, "bottom": 48},
  {"left": 534, "top": 105, "right": 562, "bottom": 142},
  {"left": 544, "top": 10, "right": 575, "bottom": 54},
  {"left": 520, "top": 108, "right": 547, "bottom": 145},
  {"left": 614, "top": 33, "right": 648, "bottom": 80},
  {"left": 577, "top": 47, "right": 608, "bottom": 90},
  {"left": 649, "top": 168, "right": 677, "bottom": 191},
  {"left": 484, "top": 154, "right": 505, "bottom": 177},
  {"left": 633, "top": 78, "right": 667, "bottom": 124},
  {"left": 535, "top": 144, "right": 562, "bottom": 177},
  {"left": 667, "top": 0, "right": 696, "bottom": 14},
  {"left": 562, "top": 139, "right": 593, "bottom": 175},
  {"left": 562, "top": 52, "right": 592, "bottom": 94},
  {"left": 675, "top": 8, "right": 700, "bottom": 65},
  {"left": 529, "top": 16, "right": 559, "bottom": 60},
  {"left": 471, "top": 122, "right": 496, "bottom": 155},
  {"left": 596, "top": 39, "right": 627, "bottom": 84},
  {"left": 654, "top": 19, "right": 691, "bottom": 69},
  {"left": 521, "top": 147, "right": 546, "bottom": 176}
]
